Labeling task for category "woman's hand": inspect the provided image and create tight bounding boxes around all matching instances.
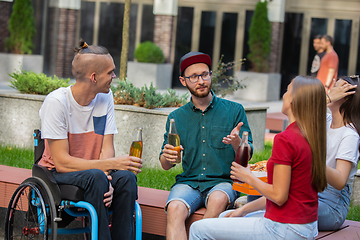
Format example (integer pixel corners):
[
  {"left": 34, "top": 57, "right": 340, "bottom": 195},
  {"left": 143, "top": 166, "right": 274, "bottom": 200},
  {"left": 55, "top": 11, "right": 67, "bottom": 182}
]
[
  {"left": 230, "top": 161, "right": 252, "bottom": 183},
  {"left": 223, "top": 207, "right": 247, "bottom": 218},
  {"left": 327, "top": 79, "right": 356, "bottom": 103}
]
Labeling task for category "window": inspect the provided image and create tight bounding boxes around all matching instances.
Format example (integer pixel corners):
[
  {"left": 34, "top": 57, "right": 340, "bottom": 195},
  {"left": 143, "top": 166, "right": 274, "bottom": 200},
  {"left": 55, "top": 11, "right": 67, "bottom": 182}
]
[
  {"left": 140, "top": 4, "right": 154, "bottom": 43},
  {"left": 172, "top": 7, "right": 194, "bottom": 87},
  {"left": 199, "top": 11, "right": 216, "bottom": 58},
  {"left": 280, "top": 13, "right": 303, "bottom": 96},
  {"left": 334, "top": 19, "right": 352, "bottom": 77}
]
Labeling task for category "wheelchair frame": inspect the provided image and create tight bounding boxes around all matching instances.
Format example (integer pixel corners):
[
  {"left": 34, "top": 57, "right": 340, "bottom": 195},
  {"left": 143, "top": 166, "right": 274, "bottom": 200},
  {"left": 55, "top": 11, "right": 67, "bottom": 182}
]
[{"left": 4, "top": 129, "right": 142, "bottom": 240}]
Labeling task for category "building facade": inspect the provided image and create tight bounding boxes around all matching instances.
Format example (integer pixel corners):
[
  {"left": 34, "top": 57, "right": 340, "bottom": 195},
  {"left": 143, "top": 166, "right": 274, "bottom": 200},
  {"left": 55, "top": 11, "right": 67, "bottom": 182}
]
[{"left": 1, "top": 0, "right": 359, "bottom": 97}]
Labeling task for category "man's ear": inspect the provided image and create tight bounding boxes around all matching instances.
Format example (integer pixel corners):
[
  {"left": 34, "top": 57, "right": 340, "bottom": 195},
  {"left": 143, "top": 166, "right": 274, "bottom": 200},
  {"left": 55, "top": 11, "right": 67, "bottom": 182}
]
[
  {"left": 90, "top": 72, "right": 97, "bottom": 83},
  {"left": 179, "top": 76, "right": 186, "bottom": 87}
]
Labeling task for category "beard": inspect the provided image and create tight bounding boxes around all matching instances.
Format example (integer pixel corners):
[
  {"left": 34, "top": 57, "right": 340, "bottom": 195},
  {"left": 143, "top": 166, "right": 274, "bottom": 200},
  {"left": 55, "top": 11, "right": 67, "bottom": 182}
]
[{"left": 185, "top": 81, "right": 212, "bottom": 98}]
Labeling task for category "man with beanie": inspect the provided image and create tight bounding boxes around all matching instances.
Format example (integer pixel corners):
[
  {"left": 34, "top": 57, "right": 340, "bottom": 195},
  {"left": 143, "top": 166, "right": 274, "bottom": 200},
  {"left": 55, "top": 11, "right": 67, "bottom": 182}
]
[{"left": 159, "top": 52, "right": 253, "bottom": 240}]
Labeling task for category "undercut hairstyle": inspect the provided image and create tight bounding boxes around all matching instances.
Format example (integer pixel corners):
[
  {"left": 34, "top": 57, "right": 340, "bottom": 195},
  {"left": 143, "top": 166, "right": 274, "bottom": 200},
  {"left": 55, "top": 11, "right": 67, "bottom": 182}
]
[
  {"left": 72, "top": 39, "right": 110, "bottom": 80},
  {"left": 339, "top": 75, "right": 360, "bottom": 150},
  {"left": 322, "top": 35, "right": 334, "bottom": 46},
  {"left": 291, "top": 76, "right": 327, "bottom": 192},
  {"left": 73, "top": 39, "right": 109, "bottom": 55},
  {"left": 314, "top": 34, "right": 322, "bottom": 40}
]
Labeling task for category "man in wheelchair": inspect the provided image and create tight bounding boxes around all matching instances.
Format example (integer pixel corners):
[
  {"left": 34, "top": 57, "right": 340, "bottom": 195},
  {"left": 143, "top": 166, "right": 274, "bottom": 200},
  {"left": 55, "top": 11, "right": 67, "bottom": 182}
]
[{"left": 37, "top": 40, "right": 142, "bottom": 239}]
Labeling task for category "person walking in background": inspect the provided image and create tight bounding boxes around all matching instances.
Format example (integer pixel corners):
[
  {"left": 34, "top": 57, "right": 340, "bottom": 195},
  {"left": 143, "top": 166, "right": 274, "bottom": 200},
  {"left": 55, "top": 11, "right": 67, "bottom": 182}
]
[
  {"left": 189, "top": 76, "right": 328, "bottom": 240},
  {"left": 310, "top": 34, "right": 326, "bottom": 77},
  {"left": 317, "top": 35, "right": 339, "bottom": 90},
  {"left": 159, "top": 51, "right": 253, "bottom": 240}
]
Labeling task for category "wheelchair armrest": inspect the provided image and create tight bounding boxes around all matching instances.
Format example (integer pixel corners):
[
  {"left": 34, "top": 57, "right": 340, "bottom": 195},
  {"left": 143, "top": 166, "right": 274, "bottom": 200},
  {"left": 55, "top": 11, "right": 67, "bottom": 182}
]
[{"left": 32, "top": 164, "right": 62, "bottom": 206}]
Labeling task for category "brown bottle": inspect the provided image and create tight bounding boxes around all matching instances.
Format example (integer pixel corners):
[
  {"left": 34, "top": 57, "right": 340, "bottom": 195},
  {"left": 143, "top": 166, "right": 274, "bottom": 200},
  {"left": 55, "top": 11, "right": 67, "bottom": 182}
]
[
  {"left": 129, "top": 127, "right": 143, "bottom": 174},
  {"left": 168, "top": 119, "right": 181, "bottom": 164},
  {"left": 234, "top": 131, "right": 250, "bottom": 183}
]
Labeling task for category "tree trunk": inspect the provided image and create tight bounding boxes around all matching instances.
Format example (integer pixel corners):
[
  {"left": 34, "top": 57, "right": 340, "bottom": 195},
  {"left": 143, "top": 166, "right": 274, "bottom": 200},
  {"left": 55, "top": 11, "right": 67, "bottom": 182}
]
[{"left": 119, "top": 0, "right": 131, "bottom": 80}]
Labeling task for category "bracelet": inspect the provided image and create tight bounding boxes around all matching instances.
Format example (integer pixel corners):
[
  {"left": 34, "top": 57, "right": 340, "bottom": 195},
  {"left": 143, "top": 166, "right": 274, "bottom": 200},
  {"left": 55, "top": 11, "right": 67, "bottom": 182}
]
[
  {"left": 326, "top": 94, "right": 331, "bottom": 103},
  {"left": 325, "top": 85, "right": 330, "bottom": 88}
]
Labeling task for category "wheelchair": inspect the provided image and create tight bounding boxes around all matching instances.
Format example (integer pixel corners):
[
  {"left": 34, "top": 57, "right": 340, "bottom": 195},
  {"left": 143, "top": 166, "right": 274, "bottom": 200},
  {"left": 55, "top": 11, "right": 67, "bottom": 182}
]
[{"left": 4, "top": 129, "right": 142, "bottom": 240}]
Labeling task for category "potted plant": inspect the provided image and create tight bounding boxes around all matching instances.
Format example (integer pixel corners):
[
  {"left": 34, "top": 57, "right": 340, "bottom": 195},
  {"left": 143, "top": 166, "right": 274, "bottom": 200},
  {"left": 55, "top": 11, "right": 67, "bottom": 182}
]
[
  {"left": 233, "top": 0, "right": 281, "bottom": 102},
  {"left": 0, "top": 0, "right": 43, "bottom": 83},
  {"left": 127, "top": 41, "right": 173, "bottom": 90}
]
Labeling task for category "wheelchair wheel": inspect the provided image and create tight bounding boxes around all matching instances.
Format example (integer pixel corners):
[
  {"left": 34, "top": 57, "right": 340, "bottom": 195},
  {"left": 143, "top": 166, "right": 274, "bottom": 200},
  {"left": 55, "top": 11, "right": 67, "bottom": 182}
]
[{"left": 5, "top": 177, "right": 58, "bottom": 240}]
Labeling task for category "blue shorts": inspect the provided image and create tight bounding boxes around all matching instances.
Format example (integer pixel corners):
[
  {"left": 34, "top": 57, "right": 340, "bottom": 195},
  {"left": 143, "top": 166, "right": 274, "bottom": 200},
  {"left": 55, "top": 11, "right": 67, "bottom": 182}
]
[{"left": 165, "top": 182, "right": 237, "bottom": 217}]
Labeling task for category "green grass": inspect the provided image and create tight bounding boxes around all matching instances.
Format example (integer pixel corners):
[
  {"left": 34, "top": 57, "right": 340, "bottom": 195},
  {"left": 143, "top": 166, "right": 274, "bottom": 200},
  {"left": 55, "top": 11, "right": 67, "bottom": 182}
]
[
  {"left": 0, "top": 145, "right": 33, "bottom": 169},
  {"left": 137, "top": 164, "right": 183, "bottom": 190},
  {"left": 347, "top": 203, "right": 360, "bottom": 221},
  {"left": 249, "top": 141, "right": 273, "bottom": 164}
]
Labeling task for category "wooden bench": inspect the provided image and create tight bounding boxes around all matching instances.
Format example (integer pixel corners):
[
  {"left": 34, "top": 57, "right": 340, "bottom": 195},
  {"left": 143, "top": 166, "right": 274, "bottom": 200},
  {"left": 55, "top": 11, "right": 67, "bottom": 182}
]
[
  {"left": 266, "top": 112, "right": 289, "bottom": 132},
  {"left": 2, "top": 164, "right": 360, "bottom": 239},
  {"left": 316, "top": 220, "right": 360, "bottom": 239},
  {"left": 137, "top": 186, "right": 205, "bottom": 236},
  {"left": 0, "top": 164, "right": 205, "bottom": 237}
]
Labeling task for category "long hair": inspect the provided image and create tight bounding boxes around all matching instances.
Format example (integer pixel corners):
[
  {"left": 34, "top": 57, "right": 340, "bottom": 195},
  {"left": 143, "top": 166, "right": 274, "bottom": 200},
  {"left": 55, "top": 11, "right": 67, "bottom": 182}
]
[
  {"left": 291, "top": 76, "right": 327, "bottom": 192},
  {"left": 339, "top": 76, "right": 360, "bottom": 150}
]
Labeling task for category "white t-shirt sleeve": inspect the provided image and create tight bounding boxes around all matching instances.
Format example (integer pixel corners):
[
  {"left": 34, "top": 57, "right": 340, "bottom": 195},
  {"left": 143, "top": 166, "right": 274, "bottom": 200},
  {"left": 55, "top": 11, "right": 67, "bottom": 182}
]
[
  {"left": 39, "top": 95, "right": 68, "bottom": 139},
  {"left": 104, "top": 90, "right": 118, "bottom": 135},
  {"left": 336, "top": 132, "right": 359, "bottom": 168}
]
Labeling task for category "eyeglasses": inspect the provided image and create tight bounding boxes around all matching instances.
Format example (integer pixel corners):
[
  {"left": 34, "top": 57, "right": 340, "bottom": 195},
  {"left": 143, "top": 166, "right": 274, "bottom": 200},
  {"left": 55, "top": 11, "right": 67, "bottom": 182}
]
[{"left": 183, "top": 71, "right": 212, "bottom": 83}]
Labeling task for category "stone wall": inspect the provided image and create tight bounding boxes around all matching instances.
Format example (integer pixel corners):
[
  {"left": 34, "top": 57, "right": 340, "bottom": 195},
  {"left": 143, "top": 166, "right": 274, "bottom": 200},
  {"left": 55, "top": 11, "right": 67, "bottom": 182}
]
[
  {"left": 153, "top": 15, "right": 174, "bottom": 63},
  {"left": 55, "top": 8, "right": 79, "bottom": 78},
  {"left": 44, "top": 7, "right": 79, "bottom": 78},
  {"left": 0, "top": 92, "right": 267, "bottom": 168},
  {"left": 269, "top": 22, "right": 282, "bottom": 73},
  {"left": 351, "top": 170, "right": 360, "bottom": 206}
]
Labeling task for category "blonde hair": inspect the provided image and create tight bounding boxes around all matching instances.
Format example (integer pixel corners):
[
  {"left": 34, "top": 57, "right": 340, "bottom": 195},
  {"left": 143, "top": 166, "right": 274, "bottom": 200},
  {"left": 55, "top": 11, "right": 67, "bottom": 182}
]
[{"left": 291, "top": 76, "right": 327, "bottom": 192}]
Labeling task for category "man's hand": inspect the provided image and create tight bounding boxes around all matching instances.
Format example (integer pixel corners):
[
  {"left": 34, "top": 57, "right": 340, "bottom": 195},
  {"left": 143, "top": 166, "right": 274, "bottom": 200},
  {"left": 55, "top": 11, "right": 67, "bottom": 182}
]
[
  {"left": 161, "top": 144, "right": 183, "bottom": 164},
  {"left": 104, "top": 175, "right": 113, "bottom": 208},
  {"left": 223, "top": 122, "right": 243, "bottom": 152},
  {"left": 112, "top": 154, "right": 143, "bottom": 174}
]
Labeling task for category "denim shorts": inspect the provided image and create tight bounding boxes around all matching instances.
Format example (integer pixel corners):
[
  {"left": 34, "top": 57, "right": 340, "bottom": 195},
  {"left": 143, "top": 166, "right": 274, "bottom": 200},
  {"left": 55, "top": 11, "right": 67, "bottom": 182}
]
[
  {"left": 318, "top": 184, "right": 352, "bottom": 231},
  {"left": 165, "top": 182, "right": 237, "bottom": 217}
]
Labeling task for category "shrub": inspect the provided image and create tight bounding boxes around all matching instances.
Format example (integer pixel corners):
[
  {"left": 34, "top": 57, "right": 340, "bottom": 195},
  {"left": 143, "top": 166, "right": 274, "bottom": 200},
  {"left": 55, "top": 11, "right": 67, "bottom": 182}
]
[
  {"left": 134, "top": 41, "right": 165, "bottom": 63},
  {"left": 9, "top": 70, "right": 70, "bottom": 95},
  {"left": 112, "top": 78, "right": 189, "bottom": 109},
  {"left": 211, "top": 55, "right": 246, "bottom": 98},
  {"left": 247, "top": 0, "right": 271, "bottom": 72},
  {"left": 5, "top": 0, "right": 36, "bottom": 54}
]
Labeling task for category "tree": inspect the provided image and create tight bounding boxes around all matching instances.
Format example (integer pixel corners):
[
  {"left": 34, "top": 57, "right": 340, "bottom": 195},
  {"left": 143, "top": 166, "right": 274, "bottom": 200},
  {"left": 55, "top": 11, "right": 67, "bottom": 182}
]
[
  {"left": 247, "top": 0, "right": 271, "bottom": 73},
  {"left": 119, "top": 0, "right": 131, "bottom": 80},
  {"left": 5, "top": 0, "right": 36, "bottom": 54}
]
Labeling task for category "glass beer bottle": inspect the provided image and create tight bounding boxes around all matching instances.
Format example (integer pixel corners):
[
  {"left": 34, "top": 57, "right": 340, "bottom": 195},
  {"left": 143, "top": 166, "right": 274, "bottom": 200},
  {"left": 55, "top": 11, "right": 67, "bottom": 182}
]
[
  {"left": 129, "top": 127, "right": 143, "bottom": 174},
  {"left": 168, "top": 119, "right": 181, "bottom": 164},
  {"left": 234, "top": 131, "right": 250, "bottom": 183}
]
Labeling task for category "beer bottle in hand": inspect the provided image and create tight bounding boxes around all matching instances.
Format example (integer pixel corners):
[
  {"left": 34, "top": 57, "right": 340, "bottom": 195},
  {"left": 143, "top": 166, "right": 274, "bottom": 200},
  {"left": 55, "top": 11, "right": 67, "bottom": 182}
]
[
  {"left": 129, "top": 127, "right": 143, "bottom": 174},
  {"left": 234, "top": 131, "right": 250, "bottom": 183},
  {"left": 168, "top": 119, "right": 181, "bottom": 164}
]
